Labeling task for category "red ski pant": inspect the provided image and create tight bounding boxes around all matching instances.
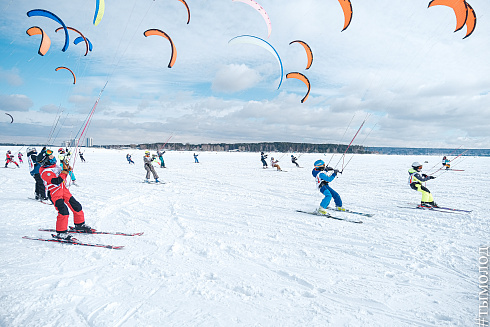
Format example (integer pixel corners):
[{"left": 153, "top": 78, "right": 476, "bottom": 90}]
[{"left": 52, "top": 188, "right": 84, "bottom": 232}]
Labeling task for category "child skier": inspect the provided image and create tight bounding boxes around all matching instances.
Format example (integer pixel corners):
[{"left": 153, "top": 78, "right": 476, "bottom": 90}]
[
  {"left": 260, "top": 152, "right": 268, "bottom": 168},
  {"left": 408, "top": 162, "right": 438, "bottom": 208},
  {"left": 79, "top": 151, "right": 86, "bottom": 162},
  {"left": 27, "top": 147, "right": 48, "bottom": 201},
  {"left": 5, "top": 150, "right": 19, "bottom": 168},
  {"left": 126, "top": 154, "right": 135, "bottom": 164},
  {"left": 58, "top": 148, "right": 76, "bottom": 184},
  {"left": 18, "top": 152, "right": 23, "bottom": 163},
  {"left": 312, "top": 159, "right": 344, "bottom": 215},
  {"left": 37, "top": 148, "right": 91, "bottom": 240},
  {"left": 194, "top": 153, "right": 199, "bottom": 163},
  {"left": 144, "top": 151, "right": 160, "bottom": 183},
  {"left": 270, "top": 157, "right": 282, "bottom": 171}
]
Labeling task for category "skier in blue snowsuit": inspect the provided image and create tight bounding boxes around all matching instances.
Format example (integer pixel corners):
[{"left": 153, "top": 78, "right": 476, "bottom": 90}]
[
  {"left": 194, "top": 153, "right": 199, "bottom": 163},
  {"left": 312, "top": 159, "right": 344, "bottom": 215}
]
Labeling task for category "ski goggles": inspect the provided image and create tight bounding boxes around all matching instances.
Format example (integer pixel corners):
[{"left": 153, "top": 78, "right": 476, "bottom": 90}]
[{"left": 46, "top": 149, "right": 53, "bottom": 156}]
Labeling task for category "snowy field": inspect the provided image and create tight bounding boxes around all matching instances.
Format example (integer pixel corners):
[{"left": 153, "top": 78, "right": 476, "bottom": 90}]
[{"left": 0, "top": 146, "right": 488, "bottom": 326}]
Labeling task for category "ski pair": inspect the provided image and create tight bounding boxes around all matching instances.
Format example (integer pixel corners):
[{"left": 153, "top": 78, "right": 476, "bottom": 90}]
[
  {"left": 296, "top": 210, "right": 363, "bottom": 224},
  {"left": 23, "top": 227, "right": 144, "bottom": 250},
  {"left": 38, "top": 226, "right": 144, "bottom": 236},
  {"left": 324, "top": 207, "right": 374, "bottom": 217}
]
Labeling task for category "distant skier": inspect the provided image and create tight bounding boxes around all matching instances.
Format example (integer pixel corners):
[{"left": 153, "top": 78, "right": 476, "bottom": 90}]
[
  {"left": 126, "top": 154, "right": 135, "bottom": 164},
  {"left": 291, "top": 155, "right": 300, "bottom": 168},
  {"left": 260, "top": 152, "right": 268, "bottom": 168},
  {"left": 27, "top": 147, "right": 48, "bottom": 201},
  {"left": 157, "top": 150, "right": 166, "bottom": 168},
  {"left": 194, "top": 153, "right": 199, "bottom": 163},
  {"left": 442, "top": 156, "right": 450, "bottom": 170},
  {"left": 270, "top": 157, "right": 282, "bottom": 171},
  {"left": 312, "top": 159, "right": 344, "bottom": 215},
  {"left": 144, "top": 151, "right": 160, "bottom": 183},
  {"left": 408, "top": 162, "right": 438, "bottom": 208},
  {"left": 79, "top": 151, "right": 86, "bottom": 163},
  {"left": 5, "top": 150, "right": 19, "bottom": 168},
  {"left": 36, "top": 148, "right": 91, "bottom": 240},
  {"left": 58, "top": 148, "right": 76, "bottom": 184},
  {"left": 17, "top": 152, "right": 23, "bottom": 163}
]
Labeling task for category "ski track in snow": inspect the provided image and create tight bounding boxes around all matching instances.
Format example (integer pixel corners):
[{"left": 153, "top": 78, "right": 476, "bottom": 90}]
[{"left": 0, "top": 147, "right": 487, "bottom": 326}]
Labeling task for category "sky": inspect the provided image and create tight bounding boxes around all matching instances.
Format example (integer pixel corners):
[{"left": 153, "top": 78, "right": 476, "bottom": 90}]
[{"left": 0, "top": 0, "right": 489, "bottom": 147}]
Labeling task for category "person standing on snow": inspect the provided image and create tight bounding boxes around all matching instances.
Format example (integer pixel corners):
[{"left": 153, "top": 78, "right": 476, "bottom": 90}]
[
  {"left": 312, "top": 159, "right": 344, "bottom": 215},
  {"left": 58, "top": 148, "right": 76, "bottom": 184},
  {"left": 193, "top": 153, "right": 199, "bottom": 163},
  {"left": 17, "top": 152, "right": 23, "bottom": 163},
  {"left": 291, "top": 155, "right": 300, "bottom": 168},
  {"left": 37, "top": 148, "right": 91, "bottom": 240},
  {"left": 27, "top": 147, "right": 48, "bottom": 201},
  {"left": 144, "top": 151, "right": 160, "bottom": 183},
  {"left": 157, "top": 150, "right": 166, "bottom": 168},
  {"left": 260, "top": 152, "right": 268, "bottom": 168},
  {"left": 5, "top": 150, "right": 19, "bottom": 168},
  {"left": 79, "top": 151, "right": 86, "bottom": 163},
  {"left": 270, "top": 157, "right": 282, "bottom": 171},
  {"left": 408, "top": 162, "right": 438, "bottom": 208},
  {"left": 126, "top": 154, "right": 135, "bottom": 164},
  {"left": 442, "top": 156, "right": 450, "bottom": 170}
]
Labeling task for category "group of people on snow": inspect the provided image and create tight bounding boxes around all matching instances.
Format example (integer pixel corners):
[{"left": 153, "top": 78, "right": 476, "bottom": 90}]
[{"left": 15, "top": 144, "right": 454, "bottom": 242}]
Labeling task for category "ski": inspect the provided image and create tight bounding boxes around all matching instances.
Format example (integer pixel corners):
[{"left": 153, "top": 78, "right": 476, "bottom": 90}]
[
  {"left": 325, "top": 207, "right": 374, "bottom": 217},
  {"left": 404, "top": 203, "right": 472, "bottom": 213},
  {"left": 38, "top": 227, "right": 144, "bottom": 236},
  {"left": 22, "top": 236, "right": 124, "bottom": 250},
  {"left": 397, "top": 205, "right": 460, "bottom": 214},
  {"left": 296, "top": 210, "right": 363, "bottom": 224},
  {"left": 28, "top": 197, "right": 52, "bottom": 205},
  {"left": 142, "top": 181, "right": 165, "bottom": 184}
]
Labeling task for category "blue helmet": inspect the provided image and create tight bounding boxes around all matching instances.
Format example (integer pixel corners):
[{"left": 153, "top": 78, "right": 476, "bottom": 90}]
[{"left": 314, "top": 159, "right": 325, "bottom": 167}]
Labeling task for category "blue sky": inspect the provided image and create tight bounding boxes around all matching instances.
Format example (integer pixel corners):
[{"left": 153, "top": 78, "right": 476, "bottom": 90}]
[{"left": 0, "top": 0, "right": 489, "bottom": 147}]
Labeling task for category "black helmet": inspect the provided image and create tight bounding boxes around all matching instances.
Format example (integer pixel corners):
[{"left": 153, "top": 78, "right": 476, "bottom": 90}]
[
  {"left": 37, "top": 149, "right": 53, "bottom": 166},
  {"left": 261, "top": 152, "right": 264, "bottom": 155}
]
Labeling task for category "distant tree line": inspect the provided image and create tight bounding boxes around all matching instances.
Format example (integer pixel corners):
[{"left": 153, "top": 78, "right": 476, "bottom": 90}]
[{"left": 134, "top": 142, "right": 369, "bottom": 154}]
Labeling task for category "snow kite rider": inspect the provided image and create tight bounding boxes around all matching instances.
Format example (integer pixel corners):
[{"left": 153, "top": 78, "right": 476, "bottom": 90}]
[
  {"left": 37, "top": 148, "right": 91, "bottom": 240},
  {"left": 126, "top": 154, "right": 135, "bottom": 164},
  {"left": 270, "top": 157, "right": 282, "bottom": 171},
  {"left": 312, "top": 159, "right": 345, "bottom": 215},
  {"left": 58, "top": 148, "right": 76, "bottom": 184},
  {"left": 17, "top": 152, "right": 23, "bottom": 163},
  {"left": 442, "top": 156, "right": 450, "bottom": 170},
  {"left": 144, "top": 151, "right": 160, "bottom": 183},
  {"left": 408, "top": 162, "right": 438, "bottom": 208},
  {"left": 260, "top": 152, "right": 268, "bottom": 168},
  {"left": 291, "top": 155, "right": 300, "bottom": 168},
  {"left": 157, "top": 150, "right": 166, "bottom": 168},
  {"left": 194, "top": 153, "right": 199, "bottom": 163},
  {"left": 27, "top": 147, "right": 48, "bottom": 201},
  {"left": 5, "top": 150, "right": 19, "bottom": 168}
]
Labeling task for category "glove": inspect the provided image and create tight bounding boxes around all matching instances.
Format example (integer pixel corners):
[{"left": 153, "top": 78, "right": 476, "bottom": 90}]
[
  {"left": 429, "top": 176, "right": 436, "bottom": 179},
  {"left": 333, "top": 169, "right": 340, "bottom": 174},
  {"left": 422, "top": 174, "right": 428, "bottom": 178}
]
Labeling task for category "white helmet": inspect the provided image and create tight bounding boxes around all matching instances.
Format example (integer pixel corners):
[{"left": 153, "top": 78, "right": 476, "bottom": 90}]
[{"left": 412, "top": 162, "right": 422, "bottom": 169}]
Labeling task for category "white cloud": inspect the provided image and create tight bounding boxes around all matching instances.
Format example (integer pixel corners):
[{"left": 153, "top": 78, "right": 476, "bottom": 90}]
[{"left": 212, "top": 64, "right": 261, "bottom": 93}]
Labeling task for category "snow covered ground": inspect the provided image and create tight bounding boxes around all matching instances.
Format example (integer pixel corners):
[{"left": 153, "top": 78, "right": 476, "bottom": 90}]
[{"left": 0, "top": 146, "right": 487, "bottom": 326}]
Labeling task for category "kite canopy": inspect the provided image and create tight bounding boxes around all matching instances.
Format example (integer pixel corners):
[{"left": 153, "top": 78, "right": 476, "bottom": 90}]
[
  {"left": 289, "top": 40, "right": 313, "bottom": 70},
  {"left": 286, "top": 72, "right": 311, "bottom": 103},
  {"left": 143, "top": 29, "right": 177, "bottom": 68},
  {"left": 55, "top": 66, "right": 76, "bottom": 84},
  {"left": 232, "top": 0, "right": 272, "bottom": 38},
  {"left": 26, "top": 26, "right": 51, "bottom": 56},
  {"left": 93, "top": 0, "right": 105, "bottom": 26},
  {"left": 338, "top": 0, "right": 353, "bottom": 31},
  {"left": 228, "top": 35, "right": 283, "bottom": 89},
  {"left": 27, "top": 9, "right": 69, "bottom": 52},
  {"left": 5, "top": 113, "right": 13, "bottom": 123}
]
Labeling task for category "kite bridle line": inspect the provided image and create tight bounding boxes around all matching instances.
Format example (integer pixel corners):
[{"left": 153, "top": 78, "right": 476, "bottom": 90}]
[{"left": 333, "top": 117, "right": 367, "bottom": 172}]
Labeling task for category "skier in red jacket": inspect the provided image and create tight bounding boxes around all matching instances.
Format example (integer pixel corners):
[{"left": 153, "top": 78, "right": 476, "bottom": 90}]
[{"left": 37, "top": 148, "right": 91, "bottom": 240}]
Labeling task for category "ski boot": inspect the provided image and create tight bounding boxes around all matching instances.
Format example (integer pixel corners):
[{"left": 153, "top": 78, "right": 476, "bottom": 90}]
[
  {"left": 53, "top": 232, "right": 75, "bottom": 241},
  {"left": 74, "top": 222, "right": 93, "bottom": 233},
  {"left": 335, "top": 206, "right": 346, "bottom": 212},
  {"left": 317, "top": 207, "right": 328, "bottom": 215}
]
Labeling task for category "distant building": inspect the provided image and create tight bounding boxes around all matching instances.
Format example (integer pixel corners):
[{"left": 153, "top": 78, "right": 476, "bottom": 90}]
[
  {"left": 86, "top": 137, "right": 93, "bottom": 147},
  {"left": 70, "top": 139, "right": 79, "bottom": 147}
]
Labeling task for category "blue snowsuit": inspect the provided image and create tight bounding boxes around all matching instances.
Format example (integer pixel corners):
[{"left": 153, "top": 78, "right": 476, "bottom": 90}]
[{"left": 312, "top": 168, "right": 342, "bottom": 209}]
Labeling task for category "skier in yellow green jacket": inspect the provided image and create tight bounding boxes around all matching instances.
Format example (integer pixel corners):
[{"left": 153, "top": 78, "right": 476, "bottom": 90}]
[{"left": 408, "top": 162, "right": 438, "bottom": 208}]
